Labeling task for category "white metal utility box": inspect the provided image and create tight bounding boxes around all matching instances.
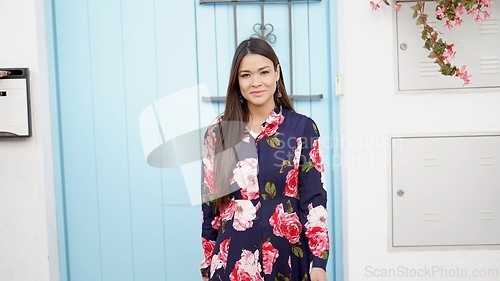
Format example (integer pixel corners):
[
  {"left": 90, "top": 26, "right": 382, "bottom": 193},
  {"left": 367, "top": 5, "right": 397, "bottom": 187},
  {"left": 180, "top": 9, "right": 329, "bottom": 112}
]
[
  {"left": 0, "top": 68, "right": 31, "bottom": 137},
  {"left": 391, "top": 135, "right": 500, "bottom": 247}
]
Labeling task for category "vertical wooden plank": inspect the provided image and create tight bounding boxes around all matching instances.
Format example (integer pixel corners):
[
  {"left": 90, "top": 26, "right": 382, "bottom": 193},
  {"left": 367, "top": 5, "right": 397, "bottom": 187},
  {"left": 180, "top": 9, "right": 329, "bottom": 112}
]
[
  {"left": 291, "top": 2, "right": 311, "bottom": 116},
  {"left": 154, "top": 0, "right": 205, "bottom": 279},
  {"left": 44, "top": 0, "right": 69, "bottom": 279},
  {"left": 120, "top": 0, "right": 166, "bottom": 280},
  {"left": 215, "top": 4, "right": 233, "bottom": 113},
  {"left": 307, "top": 1, "right": 336, "bottom": 278},
  {"left": 235, "top": 3, "right": 260, "bottom": 43},
  {"left": 87, "top": 0, "right": 134, "bottom": 280},
  {"left": 262, "top": 3, "right": 290, "bottom": 90},
  {"left": 196, "top": 3, "right": 220, "bottom": 119},
  {"left": 326, "top": 0, "right": 343, "bottom": 279},
  {"left": 53, "top": 0, "right": 102, "bottom": 280}
]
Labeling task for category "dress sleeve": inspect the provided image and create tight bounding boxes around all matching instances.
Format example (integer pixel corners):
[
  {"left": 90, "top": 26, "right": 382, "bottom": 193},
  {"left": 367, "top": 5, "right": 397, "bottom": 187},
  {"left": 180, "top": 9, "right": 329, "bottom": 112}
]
[
  {"left": 200, "top": 128, "right": 219, "bottom": 279},
  {"left": 298, "top": 118, "right": 330, "bottom": 270}
]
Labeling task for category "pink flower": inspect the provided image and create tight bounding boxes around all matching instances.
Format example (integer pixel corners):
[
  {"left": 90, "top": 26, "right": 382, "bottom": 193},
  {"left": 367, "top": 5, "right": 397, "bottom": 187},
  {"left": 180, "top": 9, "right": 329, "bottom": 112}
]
[
  {"left": 284, "top": 168, "right": 299, "bottom": 198},
  {"left": 310, "top": 138, "right": 325, "bottom": 173},
  {"left": 203, "top": 165, "right": 215, "bottom": 194},
  {"left": 454, "top": 16, "right": 463, "bottom": 26},
  {"left": 293, "top": 138, "right": 302, "bottom": 169},
  {"left": 435, "top": 6, "right": 446, "bottom": 19},
  {"left": 475, "top": 14, "right": 483, "bottom": 22},
  {"left": 269, "top": 204, "right": 303, "bottom": 244},
  {"left": 233, "top": 200, "right": 258, "bottom": 231},
  {"left": 481, "top": 0, "right": 492, "bottom": 8},
  {"left": 230, "top": 249, "right": 264, "bottom": 281},
  {"left": 261, "top": 109, "right": 284, "bottom": 137},
  {"left": 211, "top": 215, "right": 221, "bottom": 231},
  {"left": 262, "top": 241, "right": 279, "bottom": 274},
  {"left": 232, "top": 158, "right": 259, "bottom": 200},
  {"left": 201, "top": 237, "right": 216, "bottom": 268},
  {"left": 445, "top": 19, "right": 454, "bottom": 29},
  {"left": 305, "top": 226, "right": 330, "bottom": 258},
  {"left": 218, "top": 238, "right": 231, "bottom": 265},
  {"left": 483, "top": 11, "right": 492, "bottom": 20},
  {"left": 370, "top": 1, "right": 380, "bottom": 11},
  {"left": 441, "top": 44, "right": 456, "bottom": 63},
  {"left": 456, "top": 4, "right": 464, "bottom": 16},
  {"left": 468, "top": 8, "right": 477, "bottom": 18},
  {"left": 220, "top": 200, "right": 237, "bottom": 221},
  {"left": 456, "top": 65, "right": 471, "bottom": 86},
  {"left": 394, "top": 3, "right": 402, "bottom": 12},
  {"left": 305, "top": 204, "right": 328, "bottom": 229}
]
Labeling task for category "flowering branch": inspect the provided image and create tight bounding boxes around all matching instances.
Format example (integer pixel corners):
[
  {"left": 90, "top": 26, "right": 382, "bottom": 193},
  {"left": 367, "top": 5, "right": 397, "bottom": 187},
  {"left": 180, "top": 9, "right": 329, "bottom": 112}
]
[{"left": 371, "top": 0, "right": 493, "bottom": 86}]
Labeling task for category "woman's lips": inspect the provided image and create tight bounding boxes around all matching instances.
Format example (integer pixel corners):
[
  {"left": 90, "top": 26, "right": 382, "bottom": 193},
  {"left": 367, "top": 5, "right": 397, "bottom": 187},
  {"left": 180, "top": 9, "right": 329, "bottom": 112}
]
[{"left": 250, "top": 90, "right": 265, "bottom": 96}]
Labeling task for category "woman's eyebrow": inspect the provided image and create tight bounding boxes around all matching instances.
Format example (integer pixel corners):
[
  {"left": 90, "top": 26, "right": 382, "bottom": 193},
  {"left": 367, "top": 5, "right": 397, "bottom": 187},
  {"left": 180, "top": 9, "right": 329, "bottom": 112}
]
[{"left": 239, "top": 65, "right": 271, "bottom": 73}]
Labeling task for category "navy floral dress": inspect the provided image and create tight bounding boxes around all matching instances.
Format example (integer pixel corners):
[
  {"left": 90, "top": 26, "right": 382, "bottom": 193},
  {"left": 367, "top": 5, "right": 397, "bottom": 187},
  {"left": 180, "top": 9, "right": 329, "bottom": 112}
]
[{"left": 201, "top": 107, "right": 329, "bottom": 281}]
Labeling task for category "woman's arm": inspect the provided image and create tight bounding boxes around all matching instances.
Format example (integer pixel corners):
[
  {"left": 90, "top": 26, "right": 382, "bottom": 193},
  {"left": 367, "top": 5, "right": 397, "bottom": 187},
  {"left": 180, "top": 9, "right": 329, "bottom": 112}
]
[
  {"left": 297, "top": 118, "right": 330, "bottom": 272},
  {"left": 200, "top": 128, "right": 219, "bottom": 279}
]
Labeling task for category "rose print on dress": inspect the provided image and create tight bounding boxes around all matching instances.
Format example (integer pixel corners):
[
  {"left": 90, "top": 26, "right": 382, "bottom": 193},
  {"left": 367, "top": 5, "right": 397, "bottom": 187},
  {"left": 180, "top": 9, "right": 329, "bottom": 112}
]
[
  {"left": 201, "top": 237, "right": 216, "bottom": 269},
  {"left": 284, "top": 138, "right": 302, "bottom": 198},
  {"left": 262, "top": 240, "right": 279, "bottom": 275},
  {"left": 305, "top": 204, "right": 329, "bottom": 259},
  {"left": 211, "top": 215, "right": 221, "bottom": 231},
  {"left": 229, "top": 249, "right": 264, "bottom": 281},
  {"left": 284, "top": 169, "right": 299, "bottom": 198},
  {"left": 232, "top": 158, "right": 260, "bottom": 200},
  {"left": 233, "top": 200, "right": 260, "bottom": 231},
  {"left": 210, "top": 238, "right": 232, "bottom": 277},
  {"left": 309, "top": 138, "right": 324, "bottom": 173},
  {"left": 269, "top": 203, "right": 302, "bottom": 244}
]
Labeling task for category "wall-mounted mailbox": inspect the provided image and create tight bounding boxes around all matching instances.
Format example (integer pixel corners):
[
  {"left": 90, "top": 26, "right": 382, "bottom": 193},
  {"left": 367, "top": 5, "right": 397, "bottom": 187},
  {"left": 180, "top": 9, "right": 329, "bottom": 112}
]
[{"left": 0, "top": 68, "right": 31, "bottom": 137}]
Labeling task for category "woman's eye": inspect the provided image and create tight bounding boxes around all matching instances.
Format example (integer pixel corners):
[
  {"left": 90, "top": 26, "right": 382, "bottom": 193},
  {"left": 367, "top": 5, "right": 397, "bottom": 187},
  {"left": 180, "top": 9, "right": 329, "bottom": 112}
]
[
  {"left": 261, "top": 71, "right": 269, "bottom": 75},
  {"left": 241, "top": 73, "right": 250, "bottom": 78}
]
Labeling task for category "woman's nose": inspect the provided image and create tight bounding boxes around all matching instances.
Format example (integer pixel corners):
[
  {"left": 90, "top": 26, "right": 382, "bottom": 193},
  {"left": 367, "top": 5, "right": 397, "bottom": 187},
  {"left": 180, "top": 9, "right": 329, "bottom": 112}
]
[{"left": 251, "top": 77, "right": 262, "bottom": 87}]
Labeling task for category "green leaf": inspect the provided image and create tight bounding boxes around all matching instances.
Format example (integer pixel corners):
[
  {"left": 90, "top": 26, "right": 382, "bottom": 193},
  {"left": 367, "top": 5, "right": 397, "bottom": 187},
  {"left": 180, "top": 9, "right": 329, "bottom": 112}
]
[
  {"left": 276, "top": 273, "right": 290, "bottom": 281},
  {"left": 286, "top": 200, "right": 294, "bottom": 213},
  {"left": 433, "top": 42, "right": 445, "bottom": 56},
  {"left": 292, "top": 245, "right": 304, "bottom": 258},
  {"left": 321, "top": 250, "right": 329, "bottom": 260},
  {"left": 279, "top": 160, "right": 291, "bottom": 173},
  {"left": 267, "top": 137, "right": 281, "bottom": 148},
  {"left": 421, "top": 29, "right": 428, "bottom": 40},
  {"left": 412, "top": 9, "right": 419, "bottom": 19},
  {"left": 262, "top": 194, "right": 268, "bottom": 200},
  {"left": 415, "top": 15, "right": 424, "bottom": 25},
  {"left": 423, "top": 39, "right": 432, "bottom": 50},
  {"left": 301, "top": 161, "right": 313, "bottom": 172},
  {"left": 428, "top": 51, "right": 438, "bottom": 59},
  {"left": 312, "top": 122, "right": 318, "bottom": 135},
  {"left": 222, "top": 220, "right": 227, "bottom": 233},
  {"left": 265, "top": 182, "right": 277, "bottom": 198}
]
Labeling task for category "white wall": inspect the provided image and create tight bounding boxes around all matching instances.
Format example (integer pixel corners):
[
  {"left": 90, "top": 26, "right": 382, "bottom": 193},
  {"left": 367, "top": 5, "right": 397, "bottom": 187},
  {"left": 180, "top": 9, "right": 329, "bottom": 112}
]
[
  {"left": 0, "top": 0, "right": 58, "bottom": 281},
  {"left": 338, "top": 1, "right": 500, "bottom": 281}
]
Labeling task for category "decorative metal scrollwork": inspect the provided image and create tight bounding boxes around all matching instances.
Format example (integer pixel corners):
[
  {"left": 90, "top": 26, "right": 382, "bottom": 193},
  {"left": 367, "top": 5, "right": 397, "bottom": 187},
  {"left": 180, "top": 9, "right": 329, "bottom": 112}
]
[{"left": 251, "top": 23, "right": 276, "bottom": 44}]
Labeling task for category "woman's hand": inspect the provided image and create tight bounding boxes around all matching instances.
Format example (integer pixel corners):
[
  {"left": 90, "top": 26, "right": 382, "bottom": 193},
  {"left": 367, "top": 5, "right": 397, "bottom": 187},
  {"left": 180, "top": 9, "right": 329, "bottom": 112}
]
[{"left": 310, "top": 267, "right": 327, "bottom": 281}]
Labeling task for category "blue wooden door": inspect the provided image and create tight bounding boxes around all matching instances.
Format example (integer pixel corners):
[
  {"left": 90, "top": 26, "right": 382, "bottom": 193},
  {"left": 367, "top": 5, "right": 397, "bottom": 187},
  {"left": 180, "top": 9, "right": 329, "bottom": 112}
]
[{"left": 45, "top": 0, "right": 341, "bottom": 280}]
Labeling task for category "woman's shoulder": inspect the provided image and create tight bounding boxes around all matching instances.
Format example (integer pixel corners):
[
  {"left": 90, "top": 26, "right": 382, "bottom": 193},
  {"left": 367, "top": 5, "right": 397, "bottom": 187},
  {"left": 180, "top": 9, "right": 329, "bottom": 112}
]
[{"left": 282, "top": 108, "right": 316, "bottom": 129}]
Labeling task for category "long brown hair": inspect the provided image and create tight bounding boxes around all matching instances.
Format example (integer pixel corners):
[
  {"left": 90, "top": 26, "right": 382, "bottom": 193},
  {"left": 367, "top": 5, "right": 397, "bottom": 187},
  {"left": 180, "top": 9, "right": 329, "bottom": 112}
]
[{"left": 212, "top": 38, "right": 294, "bottom": 211}]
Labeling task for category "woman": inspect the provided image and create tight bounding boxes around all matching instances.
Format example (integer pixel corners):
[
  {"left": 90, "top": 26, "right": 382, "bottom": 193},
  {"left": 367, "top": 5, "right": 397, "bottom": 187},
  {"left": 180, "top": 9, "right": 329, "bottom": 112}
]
[{"left": 201, "top": 38, "right": 329, "bottom": 281}]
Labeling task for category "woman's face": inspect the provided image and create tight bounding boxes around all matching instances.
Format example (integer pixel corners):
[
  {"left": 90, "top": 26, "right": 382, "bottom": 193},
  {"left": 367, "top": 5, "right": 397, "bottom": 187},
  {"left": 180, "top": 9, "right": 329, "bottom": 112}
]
[{"left": 238, "top": 54, "right": 280, "bottom": 110}]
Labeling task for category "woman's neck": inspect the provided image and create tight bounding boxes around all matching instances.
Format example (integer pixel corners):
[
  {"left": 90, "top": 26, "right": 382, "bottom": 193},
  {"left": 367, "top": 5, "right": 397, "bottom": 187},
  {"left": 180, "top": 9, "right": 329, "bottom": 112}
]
[{"left": 247, "top": 102, "right": 275, "bottom": 131}]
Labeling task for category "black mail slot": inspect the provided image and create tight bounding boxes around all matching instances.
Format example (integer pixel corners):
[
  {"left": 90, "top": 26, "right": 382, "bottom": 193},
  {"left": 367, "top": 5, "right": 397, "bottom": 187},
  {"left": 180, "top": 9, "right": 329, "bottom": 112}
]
[{"left": 0, "top": 91, "right": 6, "bottom": 97}]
